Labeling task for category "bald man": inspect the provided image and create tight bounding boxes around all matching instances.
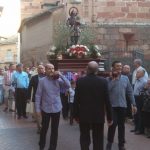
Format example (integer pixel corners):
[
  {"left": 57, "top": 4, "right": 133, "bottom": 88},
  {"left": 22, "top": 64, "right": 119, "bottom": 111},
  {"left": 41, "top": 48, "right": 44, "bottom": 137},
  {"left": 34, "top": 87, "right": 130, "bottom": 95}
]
[
  {"left": 73, "top": 61, "right": 113, "bottom": 150},
  {"left": 35, "top": 64, "right": 70, "bottom": 150},
  {"left": 133, "top": 69, "right": 147, "bottom": 135},
  {"left": 122, "top": 65, "right": 132, "bottom": 84}
]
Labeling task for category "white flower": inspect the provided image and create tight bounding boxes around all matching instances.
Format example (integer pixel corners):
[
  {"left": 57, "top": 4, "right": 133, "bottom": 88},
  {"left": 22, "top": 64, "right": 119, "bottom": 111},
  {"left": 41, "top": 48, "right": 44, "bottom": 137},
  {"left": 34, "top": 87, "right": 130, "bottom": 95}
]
[
  {"left": 67, "top": 49, "right": 70, "bottom": 52},
  {"left": 73, "top": 51, "right": 76, "bottom": 54},
  {"left": 51, "top": 46, "right": 56, "bottom": 51},
  {"left": 84, "top": 52, "right": 87, "bottom": 55},
  {"left": 84, "top": 46, "right": 88, "bottom": 49},
  {"left": 94, "top": 45, "right": 99, "bottom": 50},
  {"left": 47, "top": 51, "right": 55, "bottom": 55},
  {"left": 97, "top": 53, "right": 101, "bottom": 56},
  {"left": 86, "top": 48, "right": 90, "bottom": 52},
  {"left": 72, "top": 45, "right": 76, "bottom": 48}
]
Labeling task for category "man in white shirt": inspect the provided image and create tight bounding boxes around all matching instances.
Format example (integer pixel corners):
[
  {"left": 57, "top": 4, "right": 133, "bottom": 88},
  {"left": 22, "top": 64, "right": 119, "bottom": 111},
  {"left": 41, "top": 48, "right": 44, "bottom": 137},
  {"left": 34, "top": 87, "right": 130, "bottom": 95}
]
[{"left": 132, "top": 59, "right": 148, "bottom": 87}]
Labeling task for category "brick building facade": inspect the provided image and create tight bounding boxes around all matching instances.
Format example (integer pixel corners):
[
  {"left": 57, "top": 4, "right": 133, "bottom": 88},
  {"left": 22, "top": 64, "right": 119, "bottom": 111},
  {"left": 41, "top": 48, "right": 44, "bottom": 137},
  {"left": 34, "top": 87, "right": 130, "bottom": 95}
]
[{"left": 0, "top": 36, "right": 18, "bottom": 67}]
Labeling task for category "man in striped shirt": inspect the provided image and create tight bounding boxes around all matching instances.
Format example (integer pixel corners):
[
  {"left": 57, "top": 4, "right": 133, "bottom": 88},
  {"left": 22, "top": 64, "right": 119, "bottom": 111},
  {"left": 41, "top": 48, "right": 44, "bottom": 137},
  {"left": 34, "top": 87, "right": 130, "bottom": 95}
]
[{"left": 3, "top": 64, "right": 16, "bottom": 112}]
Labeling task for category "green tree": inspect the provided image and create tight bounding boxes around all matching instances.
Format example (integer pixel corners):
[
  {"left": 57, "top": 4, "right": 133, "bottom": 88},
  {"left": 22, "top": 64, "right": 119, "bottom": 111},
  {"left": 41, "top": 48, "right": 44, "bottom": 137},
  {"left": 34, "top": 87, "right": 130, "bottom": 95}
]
[{"left": 53, "top": 23, "right": 71, "bottom": 54}]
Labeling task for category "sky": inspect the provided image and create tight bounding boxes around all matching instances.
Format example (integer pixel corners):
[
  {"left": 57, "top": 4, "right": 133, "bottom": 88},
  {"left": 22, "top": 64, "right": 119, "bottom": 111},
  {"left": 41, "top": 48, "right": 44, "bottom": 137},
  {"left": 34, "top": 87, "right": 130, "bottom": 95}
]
[{"left": 0, "top": 0, "right": 20, "bottom": 37}]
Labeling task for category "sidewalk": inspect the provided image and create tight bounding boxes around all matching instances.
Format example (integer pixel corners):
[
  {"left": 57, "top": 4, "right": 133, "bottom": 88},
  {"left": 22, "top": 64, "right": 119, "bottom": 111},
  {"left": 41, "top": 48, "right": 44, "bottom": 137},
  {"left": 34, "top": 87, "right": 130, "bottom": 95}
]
[{"left": 0, "top": 106, "right": 150, "bottom": 150}]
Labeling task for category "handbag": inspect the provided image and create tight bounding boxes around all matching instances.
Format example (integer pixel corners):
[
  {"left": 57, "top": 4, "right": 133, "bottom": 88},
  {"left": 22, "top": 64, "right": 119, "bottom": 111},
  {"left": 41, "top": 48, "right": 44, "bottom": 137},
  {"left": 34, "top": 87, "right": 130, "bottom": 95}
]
[{"left": 26, "top": 102, "right": 34, "bottom": 114}]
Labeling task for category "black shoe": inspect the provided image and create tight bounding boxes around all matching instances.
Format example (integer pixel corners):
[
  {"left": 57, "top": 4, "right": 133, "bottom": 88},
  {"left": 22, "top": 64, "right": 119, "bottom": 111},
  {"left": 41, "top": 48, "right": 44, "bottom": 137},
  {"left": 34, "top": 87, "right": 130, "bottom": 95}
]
[
  {"left": 130, "top": 129, "right": 136, "bottom": 132},
  {"left": 119, "top": 146, "right": 126, "bottom": 150},
  {"left": 9, "top": 109, "right": 15, "bottom": 112},
  {"left": 17, "top": 116, "right": 21, "bottom": 120},
  {"left": 147, "top": 135, "right": 150, "bottom": 138},
  {"left": 135, "top": 131, "right": 144, "bottom": 135},
  {"left": 39, "top": 146, "right": 44, "bottom": 150},
  {"left": 106, "top": 142, "right": 112, "bottom": 150},
  {"left": 23, "top": 116, "right": 28, "bottom": 119}
]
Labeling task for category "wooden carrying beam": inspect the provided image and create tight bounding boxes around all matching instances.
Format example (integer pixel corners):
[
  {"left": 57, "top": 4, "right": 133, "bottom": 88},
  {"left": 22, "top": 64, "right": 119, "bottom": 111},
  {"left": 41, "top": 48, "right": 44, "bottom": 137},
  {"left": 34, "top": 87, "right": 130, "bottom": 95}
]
[{"left": 49, "top": 58, "right": 105, "bottom": 72}]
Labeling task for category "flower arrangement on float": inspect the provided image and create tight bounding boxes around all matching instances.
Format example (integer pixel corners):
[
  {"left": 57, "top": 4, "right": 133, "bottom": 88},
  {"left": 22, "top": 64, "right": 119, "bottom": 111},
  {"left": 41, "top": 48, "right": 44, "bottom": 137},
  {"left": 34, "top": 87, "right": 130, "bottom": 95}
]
[
  {"left": 47, "top": 44, "right": 101, "bottom": 60},
  {"left": 67, "top": 45, "right": 90, "bottom": 58}
]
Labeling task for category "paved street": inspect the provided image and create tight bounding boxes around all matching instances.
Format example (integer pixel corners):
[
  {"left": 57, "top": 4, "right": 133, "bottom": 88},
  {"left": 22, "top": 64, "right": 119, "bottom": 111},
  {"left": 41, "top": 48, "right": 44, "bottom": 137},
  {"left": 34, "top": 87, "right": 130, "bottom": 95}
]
[{"left": 0, "top": 106, "right": 149, "bottom": 150}]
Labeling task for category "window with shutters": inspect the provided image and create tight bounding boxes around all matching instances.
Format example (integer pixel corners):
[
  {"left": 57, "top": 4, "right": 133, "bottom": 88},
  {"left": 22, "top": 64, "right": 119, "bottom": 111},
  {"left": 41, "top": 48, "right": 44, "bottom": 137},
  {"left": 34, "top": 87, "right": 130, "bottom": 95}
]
[{"left": 5, "top": 49, "right": 13, "bottom": 62}]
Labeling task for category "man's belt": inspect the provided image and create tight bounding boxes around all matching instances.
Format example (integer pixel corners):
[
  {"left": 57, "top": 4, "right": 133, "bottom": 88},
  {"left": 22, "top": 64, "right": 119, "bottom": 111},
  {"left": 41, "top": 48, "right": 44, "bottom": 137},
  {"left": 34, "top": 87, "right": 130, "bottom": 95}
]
[{"left": 5, "top": 84, "right": 11, "bottom": 86}]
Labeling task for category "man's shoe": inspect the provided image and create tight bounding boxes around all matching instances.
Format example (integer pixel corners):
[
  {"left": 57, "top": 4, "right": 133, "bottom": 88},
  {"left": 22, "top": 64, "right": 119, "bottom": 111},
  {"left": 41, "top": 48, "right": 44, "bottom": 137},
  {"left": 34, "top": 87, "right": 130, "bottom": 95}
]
[
  {"left": 147, "top": 135, "right": 150, "bottom": 138},
  {"left": 119, "top": 146, "right": 126, "bottom": 150},
  {"left": 39, "top": 146, "right": 44, "bottom": 150},
  {"left": 23, "top": 116, "right": 28, "bottom": 119},
  {"left": 17, "top": 116, "right": 21, "bottom": 120},
  {"left": 135, "top": 131, "right": 144, "bottom": 135},
  {"left": 9, "top": 109, "right": 15, "bottom": 112},
  {"left": 106, "top": 142, "right": 112, "bottom": 150},
  {"left": 130, "top": 129, "right": 136, "bottom": 132}
]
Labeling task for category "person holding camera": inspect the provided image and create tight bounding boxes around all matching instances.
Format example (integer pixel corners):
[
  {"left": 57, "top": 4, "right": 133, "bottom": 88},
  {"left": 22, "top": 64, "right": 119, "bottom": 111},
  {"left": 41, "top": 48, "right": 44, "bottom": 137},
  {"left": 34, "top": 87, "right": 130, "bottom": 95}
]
[
  {"left": 106, "top": 61, "right": 137, "bottom": 150},
  {"left": 35, "top": 63, "right": 70, "bottom": 150}
]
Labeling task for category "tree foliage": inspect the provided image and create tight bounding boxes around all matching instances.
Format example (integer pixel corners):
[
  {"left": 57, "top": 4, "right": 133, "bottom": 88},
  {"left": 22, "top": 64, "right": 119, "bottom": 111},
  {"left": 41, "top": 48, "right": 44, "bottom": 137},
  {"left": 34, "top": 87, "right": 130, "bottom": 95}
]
[
  {"left": 53, "top": 23, "right": 71, "bottom": 53},
  {"left": 79, "top": 26, "right": 97, "bottom": 47}
]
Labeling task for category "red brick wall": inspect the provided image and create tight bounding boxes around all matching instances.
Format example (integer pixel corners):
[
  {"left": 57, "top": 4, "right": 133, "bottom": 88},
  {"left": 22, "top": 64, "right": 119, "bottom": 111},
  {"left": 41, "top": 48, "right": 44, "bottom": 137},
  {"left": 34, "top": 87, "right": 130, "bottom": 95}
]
[
  {"left": 21, "top": 0, "right": 59, "bottom": 20},
  {"left": 21, "top": 0, "right": 150, "bottom": 22},
  {"left": 81, "top": 0, "right": 150, "bottom": 23},
  {"left": 96, "top": 0, "right": 150, "bottom": 22},
  {"left": 94, "top": 25, "right": 150, "bottom": 54}
]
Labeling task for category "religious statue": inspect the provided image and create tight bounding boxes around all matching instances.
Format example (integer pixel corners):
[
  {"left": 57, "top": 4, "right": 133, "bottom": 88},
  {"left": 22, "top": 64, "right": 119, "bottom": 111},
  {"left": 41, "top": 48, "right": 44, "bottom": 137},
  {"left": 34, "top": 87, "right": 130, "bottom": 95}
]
[{"left": 67, "top": 7, "right": 81, "bottom": 45}]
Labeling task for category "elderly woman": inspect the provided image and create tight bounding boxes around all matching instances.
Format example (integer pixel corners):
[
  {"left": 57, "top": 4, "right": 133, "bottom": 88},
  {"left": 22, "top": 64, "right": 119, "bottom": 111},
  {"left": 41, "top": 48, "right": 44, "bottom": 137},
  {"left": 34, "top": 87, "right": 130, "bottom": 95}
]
[{"left": 142, "top": 79, "right": 150, "bottom": 138}]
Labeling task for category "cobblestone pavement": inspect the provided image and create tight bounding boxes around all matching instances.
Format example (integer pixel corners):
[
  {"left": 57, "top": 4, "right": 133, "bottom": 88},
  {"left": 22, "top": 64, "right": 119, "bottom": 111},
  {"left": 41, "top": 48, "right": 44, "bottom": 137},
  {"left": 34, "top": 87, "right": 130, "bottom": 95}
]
[{"left": 0, "top": 106, "right": 149, "bottom": 150}]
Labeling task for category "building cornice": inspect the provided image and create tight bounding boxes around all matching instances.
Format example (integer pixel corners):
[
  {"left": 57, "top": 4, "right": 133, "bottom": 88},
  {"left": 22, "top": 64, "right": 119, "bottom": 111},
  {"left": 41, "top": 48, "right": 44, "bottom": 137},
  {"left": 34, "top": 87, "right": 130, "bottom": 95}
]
[{"left": 94, "top": 22, "right": 150, "bottom": 27}]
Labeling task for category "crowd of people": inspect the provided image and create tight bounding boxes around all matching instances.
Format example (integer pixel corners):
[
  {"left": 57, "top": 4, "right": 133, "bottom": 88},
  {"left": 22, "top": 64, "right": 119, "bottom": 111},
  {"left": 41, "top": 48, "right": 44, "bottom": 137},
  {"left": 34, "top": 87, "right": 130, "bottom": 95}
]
[{"left": 0, "top": 58, "right": 149, "bottom": 150}]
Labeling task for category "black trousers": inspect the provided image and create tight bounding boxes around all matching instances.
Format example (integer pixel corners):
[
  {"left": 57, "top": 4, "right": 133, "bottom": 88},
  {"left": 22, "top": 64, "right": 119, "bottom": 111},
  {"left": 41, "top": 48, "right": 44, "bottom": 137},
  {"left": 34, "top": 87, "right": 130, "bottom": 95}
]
[
  {"left": 60, "top": 93, "right": 69, "bottom": 119},
  {"left": 69, "top": 103, "right": 74, "bottom": 124},
  {"left": 15, "top": 88, "right": 27, "bottom": 117},
  {"left": 79, "top": 123, "right": 104, "bottom": 150},
  {"left": 126, "top": 95, "right": 132, "bottom": 118},
  {"left": 107, "top": 107, "right": 126, "bottom": 147},
  {"left": 134, "top": 95, "right": 144, "bottom": 132},
  {"left": 39, "top": 111, "right": 60, "bottom": 150}
]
